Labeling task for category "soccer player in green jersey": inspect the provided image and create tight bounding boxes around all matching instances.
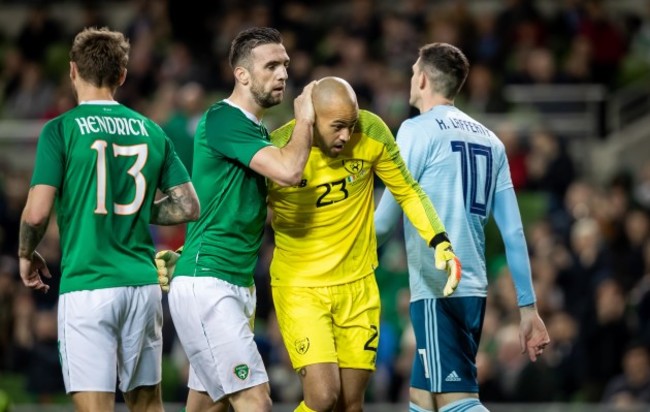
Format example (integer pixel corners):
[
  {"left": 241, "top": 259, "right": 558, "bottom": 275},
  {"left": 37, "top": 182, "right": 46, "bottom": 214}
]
[
  {"left": 18, "top": 27, "right": 199, "bottom": 412},
  {"left": 163, "top": 27, "right": 315, "bottom": 412}
]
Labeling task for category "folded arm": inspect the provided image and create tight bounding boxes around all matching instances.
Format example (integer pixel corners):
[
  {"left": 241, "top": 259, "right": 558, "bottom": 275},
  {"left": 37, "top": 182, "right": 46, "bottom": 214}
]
[{"left": 151, "top": 182, "right": 200, "bottom": 225}]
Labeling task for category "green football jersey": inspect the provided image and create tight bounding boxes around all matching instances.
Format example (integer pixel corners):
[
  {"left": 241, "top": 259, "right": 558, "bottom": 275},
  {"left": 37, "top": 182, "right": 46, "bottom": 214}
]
[
  {"left": 31, "top": 101, "right": 190, "bottom": 294},
  {"left": 175, "top": 100, "right": 271, "bottom": 287}
]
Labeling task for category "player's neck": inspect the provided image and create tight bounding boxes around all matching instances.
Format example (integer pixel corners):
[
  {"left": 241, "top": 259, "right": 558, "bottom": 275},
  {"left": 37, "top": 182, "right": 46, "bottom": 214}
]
[
  {"left": 420, "top": 94, "right": 454, "bottom": 113},
  {"left": 74, "top": 83, "right": 116, "bottom": 103},
  {"left": 228, "top": 89, "right": 265, "bottom": 121}
]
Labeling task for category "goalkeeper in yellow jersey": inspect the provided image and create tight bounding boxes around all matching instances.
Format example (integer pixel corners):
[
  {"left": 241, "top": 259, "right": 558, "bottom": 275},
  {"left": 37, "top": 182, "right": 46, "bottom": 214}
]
[{"left": 268, "top": 77, "right": 460, "bottom": 412}]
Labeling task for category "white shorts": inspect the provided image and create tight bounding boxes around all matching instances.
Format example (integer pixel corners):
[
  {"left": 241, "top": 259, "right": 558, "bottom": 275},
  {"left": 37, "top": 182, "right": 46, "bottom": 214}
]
[
  {"left": 168, "top": 276, "right": 268, "bottom": 401},
  {"left": 58, "top": 285, "right": 163, "bottom": 393}
]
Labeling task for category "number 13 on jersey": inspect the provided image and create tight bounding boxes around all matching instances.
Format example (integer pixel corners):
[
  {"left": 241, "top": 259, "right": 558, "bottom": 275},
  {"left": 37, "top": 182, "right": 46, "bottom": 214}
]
[{"left": 91, "top": 140, "right": 148, "bottom": 216}]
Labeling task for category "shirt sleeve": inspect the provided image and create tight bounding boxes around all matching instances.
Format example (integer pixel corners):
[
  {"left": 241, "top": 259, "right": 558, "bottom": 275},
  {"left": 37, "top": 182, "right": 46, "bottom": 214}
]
[
  {"left": 374, "top": 120, "right": 426, "bottom": 246},
  {"left": 159, "top": 134, "right": 191, "bottom": 191},
  {"left": 394, "top": 120, "right": 431, "bottom": 181},
  {"left": 372, "top": 115, "right": 446, "bottom": 244},
  {"left": 493, "top": 187, "right": 536, "bottom": 306},
  {"left": 374, "top": 188, "right": 401, "bottom": 247},
  {"left": 31, "top": 119, "right": 65, "bottom": 188},
  {"left": 494, "top": 139, "right": 514, "bottom": 193},
  {"left": 206, "top": 109, "right": 271, "bottom": 166},
  {"left": 269, "top": 120, "right": 296, "bottom": 148}
]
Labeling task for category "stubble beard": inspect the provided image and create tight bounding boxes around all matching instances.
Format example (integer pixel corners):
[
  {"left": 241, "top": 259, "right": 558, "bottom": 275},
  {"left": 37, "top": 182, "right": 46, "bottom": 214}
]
[{"left": 251, "top": 82, "right": 282, "bottom": 109}]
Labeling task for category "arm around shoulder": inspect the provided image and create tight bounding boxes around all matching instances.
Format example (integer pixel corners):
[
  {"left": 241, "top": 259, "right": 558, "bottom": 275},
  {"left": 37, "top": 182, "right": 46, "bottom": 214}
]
[
  {"left": 249, "top": 118, "right": 313, "bottom": 187},
  {"left": 250, "top": 82, "right": 316, "bottom": 187}
]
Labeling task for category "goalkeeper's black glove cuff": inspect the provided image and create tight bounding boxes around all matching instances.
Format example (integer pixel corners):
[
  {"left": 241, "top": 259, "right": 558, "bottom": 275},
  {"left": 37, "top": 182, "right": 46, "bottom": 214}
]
[
  {"left": 429, "top": 232, "right": 451, "bottom": 249},
  {"left": 175, "top": 246, "right": 184, "bottom": 255}
]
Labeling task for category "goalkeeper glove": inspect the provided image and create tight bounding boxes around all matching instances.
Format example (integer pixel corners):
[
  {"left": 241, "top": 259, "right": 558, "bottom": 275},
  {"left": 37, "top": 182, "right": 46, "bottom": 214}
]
[
  {"left": 430, "top": 233, "right": 462, "bottom": 297},
  {"left": 155, "top": 246, "right": 182, "bottom": 293}
]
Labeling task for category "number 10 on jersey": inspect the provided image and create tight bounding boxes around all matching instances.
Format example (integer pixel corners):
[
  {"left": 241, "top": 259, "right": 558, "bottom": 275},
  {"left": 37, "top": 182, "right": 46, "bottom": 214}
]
[{"left": 450, "top": 141, "right": 492, "bottom": 217}]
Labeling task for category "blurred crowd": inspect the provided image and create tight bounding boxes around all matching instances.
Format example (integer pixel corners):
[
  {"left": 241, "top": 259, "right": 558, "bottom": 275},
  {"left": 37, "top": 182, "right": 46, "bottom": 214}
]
[{"left": 1, "top": 0, "right": 650, "bottom": 408}]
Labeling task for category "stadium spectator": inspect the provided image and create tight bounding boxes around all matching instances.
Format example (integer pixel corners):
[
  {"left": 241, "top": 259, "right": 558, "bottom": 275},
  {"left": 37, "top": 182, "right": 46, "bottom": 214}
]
[
  {"left": 162, "top": 81, "right": 207, "bottom": 173},
  {"left": 15, "top": 5, "right": 62, "bottom": 63},
  {"left": 602, "top": 342, "right": 650, "bottom": 406}
]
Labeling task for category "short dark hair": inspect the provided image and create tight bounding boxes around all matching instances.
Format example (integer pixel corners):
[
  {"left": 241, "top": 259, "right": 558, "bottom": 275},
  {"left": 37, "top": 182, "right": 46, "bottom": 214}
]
[
  {"left": 418, "top": 43, "right": 469, "bottom": 99},
  {"left": 229, "top": 27, "right": 283, "bottom": 69},
  {"left": 69, "top": 27, "right": 129, "bottom": 89}
]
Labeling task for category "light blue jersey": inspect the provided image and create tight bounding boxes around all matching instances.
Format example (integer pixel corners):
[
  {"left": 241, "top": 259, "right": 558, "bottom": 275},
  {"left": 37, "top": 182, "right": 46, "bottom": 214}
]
[{"left": 375, "top": 105, "right": 534, "bottom": 305}]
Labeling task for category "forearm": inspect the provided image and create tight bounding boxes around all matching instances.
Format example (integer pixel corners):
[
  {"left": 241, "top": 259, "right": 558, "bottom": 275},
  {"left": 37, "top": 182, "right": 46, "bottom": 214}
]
[
  {"left": 399, "top": 192, "right": 446, "bottom": 244},
  {"left": 378, "top": 161, "right": 445, "bottom": 244},
  {"left": 503, "top": 226, "right": 536, "bottom": 306},
  {"left": 19, "top": 185, "right": 56, "bottom": 258},
  {"left": 18, "top": 220, "right": 48, "bottom": 258},
  {"left": 279, "top": 119, "right": 313, "bottom": 177}
]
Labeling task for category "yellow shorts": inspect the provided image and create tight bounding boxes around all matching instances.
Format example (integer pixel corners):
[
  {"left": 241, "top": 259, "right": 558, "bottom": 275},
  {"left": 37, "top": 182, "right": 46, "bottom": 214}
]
[{"left": 272, "top": 273, "right": 380, "bottom": 371}]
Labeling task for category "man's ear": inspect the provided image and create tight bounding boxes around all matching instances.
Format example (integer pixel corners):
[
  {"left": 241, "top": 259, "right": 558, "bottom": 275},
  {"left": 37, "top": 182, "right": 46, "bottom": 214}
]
[
  {"left": 118, "top": 68, "right": 127, "bottom": 86},
  {"left": 69, "top": 61, "right": 77, "bottom": 81},
  {"left": 234, "top": 66, "right": 250, "bottom": 86},
  {"left": 419, "top": 70, "right": 427, "bottom": 91}
]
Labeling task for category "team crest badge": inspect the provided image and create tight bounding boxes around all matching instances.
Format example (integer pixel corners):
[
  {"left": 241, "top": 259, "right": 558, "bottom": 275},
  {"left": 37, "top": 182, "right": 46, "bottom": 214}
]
[
  {"left": 343, "top": 159, "right": 364, "bottom": 174},
  {"left": 295, "top": 337, "right": 310, "bottom": 355},
  {"left": 234, "top": 364, "right": 250, "bottom": 381}
]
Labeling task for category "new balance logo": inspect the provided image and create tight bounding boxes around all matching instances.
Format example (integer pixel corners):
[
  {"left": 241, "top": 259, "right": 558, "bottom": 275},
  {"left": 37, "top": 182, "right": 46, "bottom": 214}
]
[{"left": 445, "top": 371, "right": 461, "bottom": 382}]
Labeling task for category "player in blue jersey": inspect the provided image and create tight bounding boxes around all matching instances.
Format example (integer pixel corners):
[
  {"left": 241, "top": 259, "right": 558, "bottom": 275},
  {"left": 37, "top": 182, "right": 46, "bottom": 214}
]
[{"left": 374, "top": 43, "right": 550, "bottom": 412}]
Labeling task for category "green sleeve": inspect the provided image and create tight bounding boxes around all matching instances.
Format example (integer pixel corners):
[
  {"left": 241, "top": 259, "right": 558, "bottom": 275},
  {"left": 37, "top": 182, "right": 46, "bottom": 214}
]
[
  {"left": 367, "top": 110, "right": 447, "bottom": 240},
  {"left": 206, "top": 110, "right": 271, "bottom": 166},
  {"left": 159, "top": 135, "right": 191, "bottom": 191},
  {"left": 31, "top": 119, "right": 65, "bottom": 188}
]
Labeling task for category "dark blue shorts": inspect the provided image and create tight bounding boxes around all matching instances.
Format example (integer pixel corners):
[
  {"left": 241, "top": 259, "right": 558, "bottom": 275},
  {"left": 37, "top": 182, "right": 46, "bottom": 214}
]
[{"left": 410, "top": 297, "right": 486, "bottom": 393}]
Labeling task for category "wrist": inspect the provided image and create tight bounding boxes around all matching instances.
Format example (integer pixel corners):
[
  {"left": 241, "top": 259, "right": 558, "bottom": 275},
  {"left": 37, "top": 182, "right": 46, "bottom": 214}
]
[
  {"left": 429, "top": 232, "right": 450, "bottom": 249},
  {"left": 18, "top": 251, "right": 32, "bottom": 259},
  {"left": 295, "top": 118, "right": 315, "bottom": 127},
  {"left": 519, "top": 303, "right": 538, "bottom": 314}
]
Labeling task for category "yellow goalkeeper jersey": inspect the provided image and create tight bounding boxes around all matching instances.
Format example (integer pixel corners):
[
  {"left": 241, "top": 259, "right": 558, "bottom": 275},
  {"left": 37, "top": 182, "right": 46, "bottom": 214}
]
[{"left": 268, "top": 110, "right": 446, "bottom": 287}]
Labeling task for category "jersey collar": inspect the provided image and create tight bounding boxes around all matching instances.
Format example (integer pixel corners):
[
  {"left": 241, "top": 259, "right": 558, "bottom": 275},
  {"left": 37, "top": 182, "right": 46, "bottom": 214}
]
[
  {"left": 79, "top": 100, "right": 120, "bottom": 105},
  {"left": 223, "top": 99, "right": 262, "bottom": 125}
]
